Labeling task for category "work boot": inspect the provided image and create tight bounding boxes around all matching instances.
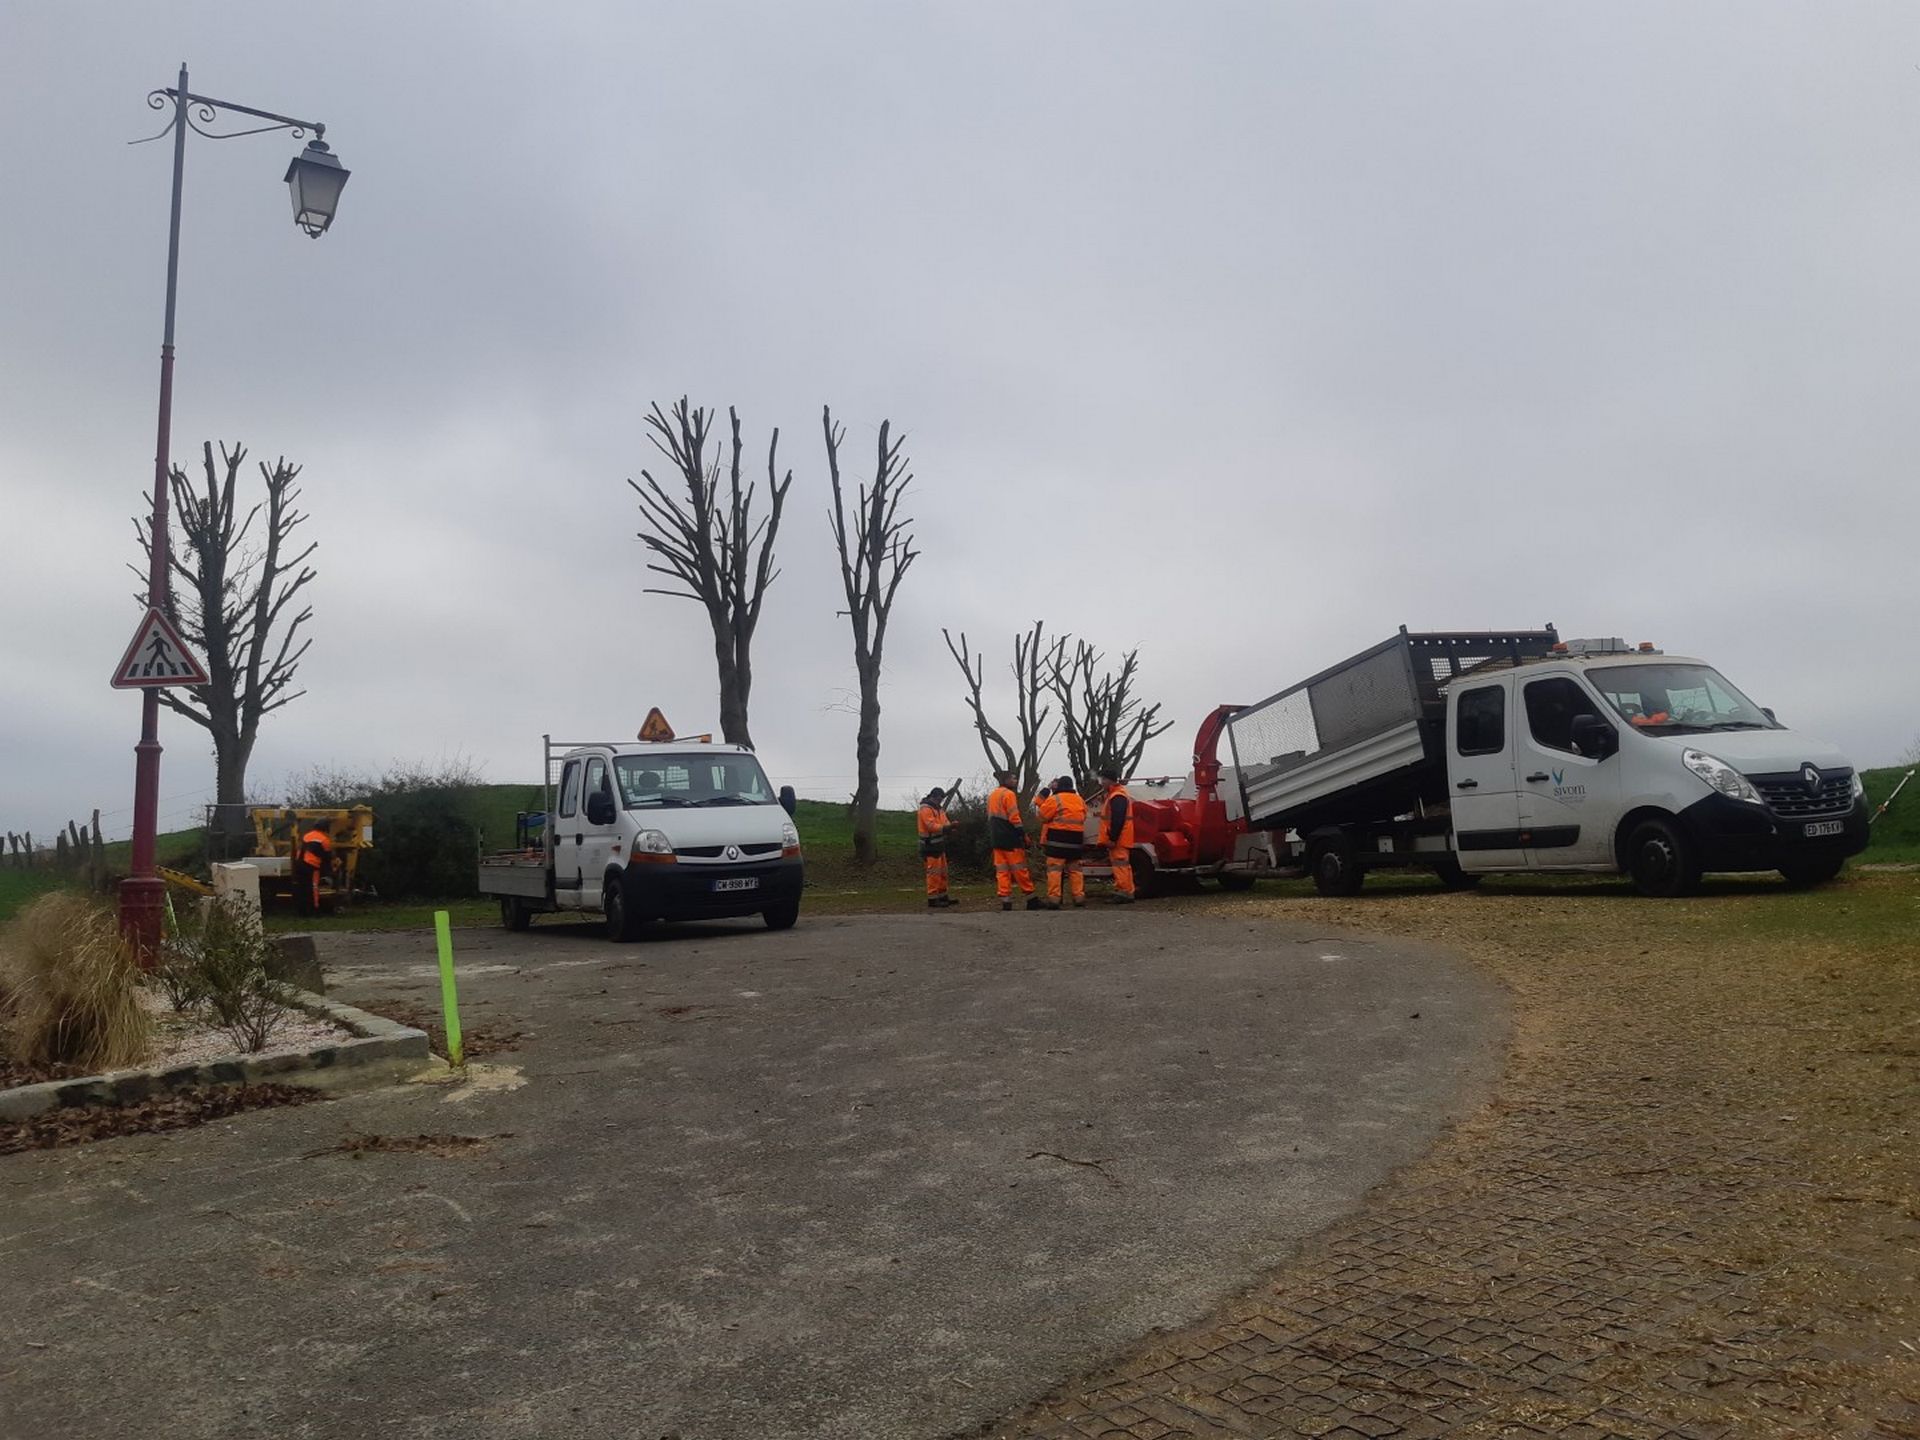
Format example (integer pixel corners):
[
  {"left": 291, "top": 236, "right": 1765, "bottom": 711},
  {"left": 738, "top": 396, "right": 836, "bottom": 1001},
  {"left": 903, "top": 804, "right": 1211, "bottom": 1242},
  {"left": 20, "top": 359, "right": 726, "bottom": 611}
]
[
  {"left": 1111, "top": 893, "right": 1136, "bottom": 905},
  {"left": 1045, "top": 900, "right": 1062, "bottom": 911},
  {"left": 1071, "top": 900, "right": 1086, "bottom": 909},
  {"left": 1001, "top": 899, "right": 1013, "bottom": 912},
  {"left": 1025, "top": 896, "right": 1044, "bottom": 911}
]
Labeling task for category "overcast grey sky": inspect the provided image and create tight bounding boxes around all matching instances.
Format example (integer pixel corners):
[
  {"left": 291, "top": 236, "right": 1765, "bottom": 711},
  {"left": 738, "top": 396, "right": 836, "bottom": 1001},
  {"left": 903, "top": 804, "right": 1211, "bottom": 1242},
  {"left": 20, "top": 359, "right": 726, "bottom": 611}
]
[{"left": 3, "top": 1, "right": 1917, "bottom": 841}]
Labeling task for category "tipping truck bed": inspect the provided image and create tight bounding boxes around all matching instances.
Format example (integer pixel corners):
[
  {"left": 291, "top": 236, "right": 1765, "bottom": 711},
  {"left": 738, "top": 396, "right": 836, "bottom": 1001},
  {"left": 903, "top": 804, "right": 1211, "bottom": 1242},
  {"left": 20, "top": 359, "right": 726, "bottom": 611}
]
[{"left": 1224, "top": 628, "right": 1560, "bottom": 835}]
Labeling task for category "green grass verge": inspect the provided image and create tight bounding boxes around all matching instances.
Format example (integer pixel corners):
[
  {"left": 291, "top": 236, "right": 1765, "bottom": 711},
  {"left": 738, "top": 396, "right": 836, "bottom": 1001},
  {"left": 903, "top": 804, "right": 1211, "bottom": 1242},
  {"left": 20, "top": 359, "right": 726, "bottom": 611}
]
[
  {"left": 1861, "top": 764, "right": 1920, "bottom": 862},
  {"left": 0, "top": 870, "right": 67, "bottom": 925}
]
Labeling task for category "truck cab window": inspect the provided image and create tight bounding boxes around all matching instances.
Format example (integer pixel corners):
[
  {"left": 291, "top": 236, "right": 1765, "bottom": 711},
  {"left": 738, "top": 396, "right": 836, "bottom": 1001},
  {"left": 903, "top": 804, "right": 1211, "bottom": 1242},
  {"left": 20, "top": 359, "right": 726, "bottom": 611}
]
[
  {"left": 583, "top": 757, "right": 612, "bottom": 815},
  {"left": 558, "top": 760, "right": 582, "bottom": 819},
  {"left": 1525, "top": 678, "right": 1603, "bottom": 754},
  {"left": 1456, "top": 686, "right": 1505, "bottom": 756}
]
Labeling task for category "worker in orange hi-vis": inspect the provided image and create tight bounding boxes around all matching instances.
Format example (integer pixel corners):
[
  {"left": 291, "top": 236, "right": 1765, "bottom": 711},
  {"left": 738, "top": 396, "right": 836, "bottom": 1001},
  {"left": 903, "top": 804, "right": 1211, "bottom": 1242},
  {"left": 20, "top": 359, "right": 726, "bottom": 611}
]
[
  {"left": 1097, "top": 765, "right": 1136, "bottom": 904},
  {"left": 296, "top": 824, "right": 334, "bottom": 916},
  {"left": 917, "top": 786, "right": 957, "bottom": 910},
  {"left": 1034, "top": 776, "right": 1089, "bottom": 910},
  {"left": 987, "top": 769, "right": 1041, "bottom": 911}
]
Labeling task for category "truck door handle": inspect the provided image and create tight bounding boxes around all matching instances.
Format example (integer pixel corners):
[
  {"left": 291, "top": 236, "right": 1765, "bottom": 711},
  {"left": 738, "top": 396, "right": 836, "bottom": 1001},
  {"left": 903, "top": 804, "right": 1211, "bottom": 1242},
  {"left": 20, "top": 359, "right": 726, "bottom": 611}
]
[
  {"left": 1455, "top": 779, "right": 1478, "bottom": 789},
  {"left": 1526, "top": 772, "right": 1551, "bottom": 783}
]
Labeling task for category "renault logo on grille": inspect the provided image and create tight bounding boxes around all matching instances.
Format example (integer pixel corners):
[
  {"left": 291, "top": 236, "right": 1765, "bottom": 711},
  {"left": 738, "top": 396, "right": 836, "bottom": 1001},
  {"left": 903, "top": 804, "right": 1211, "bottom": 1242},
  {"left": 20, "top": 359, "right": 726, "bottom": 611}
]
[
  {"left": 725, "top": 844, "right": 741, "bottom": 860},
  {"left": 1800, "top": 764, "right": 1822, "bottom": 793}
]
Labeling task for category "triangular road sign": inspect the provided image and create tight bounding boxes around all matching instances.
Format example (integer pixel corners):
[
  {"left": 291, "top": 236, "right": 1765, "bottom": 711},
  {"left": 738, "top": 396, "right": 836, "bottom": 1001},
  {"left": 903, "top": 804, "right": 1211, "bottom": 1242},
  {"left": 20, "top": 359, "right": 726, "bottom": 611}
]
[
  {"left": 637, "top": 707, "right": 675, "bottom": 742},
  {"left": 111, "top": 607, "right": 210, "bottom": 689}
]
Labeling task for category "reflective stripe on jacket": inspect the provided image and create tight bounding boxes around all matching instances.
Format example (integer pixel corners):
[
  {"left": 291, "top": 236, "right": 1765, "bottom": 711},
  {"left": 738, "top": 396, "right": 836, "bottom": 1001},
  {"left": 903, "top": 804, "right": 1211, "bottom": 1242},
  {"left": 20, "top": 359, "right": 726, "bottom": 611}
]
[
  {"left": 300, "top": 828, "right": 333, "bottom": 869},
  {"left": 1100, "top": 786, "right": 1134, "bottom": 848},
  {"left": 987, "top": 785, "right": 1026, "bottom": 851},
  {"left": 1035, "top": 791, "right": 1088, "bottom": 858}
]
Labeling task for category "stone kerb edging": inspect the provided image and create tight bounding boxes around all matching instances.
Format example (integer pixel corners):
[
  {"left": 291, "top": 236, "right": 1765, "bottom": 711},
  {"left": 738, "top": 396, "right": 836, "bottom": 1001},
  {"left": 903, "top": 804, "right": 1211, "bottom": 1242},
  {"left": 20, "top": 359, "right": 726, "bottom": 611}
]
[{"left": 0, "top": 990, "right": 435, "bottom": 1122}]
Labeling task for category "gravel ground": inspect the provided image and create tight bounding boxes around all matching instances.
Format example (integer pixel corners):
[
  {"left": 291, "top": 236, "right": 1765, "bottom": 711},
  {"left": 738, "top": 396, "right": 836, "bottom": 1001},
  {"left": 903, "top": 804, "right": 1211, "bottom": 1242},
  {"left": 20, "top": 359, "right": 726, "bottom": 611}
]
[
  {"left": 137, "top": 987, "right": 349, "bottom": 1070},
  {"left": 992, "top": 870, "right": 1920, "bottom": 1440}
]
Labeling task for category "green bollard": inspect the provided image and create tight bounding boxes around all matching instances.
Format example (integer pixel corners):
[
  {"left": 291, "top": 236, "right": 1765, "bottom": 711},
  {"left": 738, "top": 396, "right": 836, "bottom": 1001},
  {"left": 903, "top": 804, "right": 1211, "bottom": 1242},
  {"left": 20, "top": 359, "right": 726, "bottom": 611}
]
[{"left": 433, "top": 910, "right": 465, "bottom": 1069}]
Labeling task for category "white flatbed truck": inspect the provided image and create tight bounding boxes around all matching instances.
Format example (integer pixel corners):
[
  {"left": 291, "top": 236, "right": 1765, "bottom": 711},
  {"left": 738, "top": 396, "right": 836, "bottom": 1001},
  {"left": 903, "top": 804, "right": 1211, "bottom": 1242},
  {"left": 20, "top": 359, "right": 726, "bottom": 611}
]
[{"left": 478, "top": 732, "right": 804, "bottom": 939}]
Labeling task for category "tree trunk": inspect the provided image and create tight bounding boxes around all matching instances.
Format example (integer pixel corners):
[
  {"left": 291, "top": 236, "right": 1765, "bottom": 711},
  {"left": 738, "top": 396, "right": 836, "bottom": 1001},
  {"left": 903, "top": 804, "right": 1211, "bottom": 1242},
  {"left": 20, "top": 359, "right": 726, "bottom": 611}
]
[
  {"left": 713, "top": 620, "right": 753, "bottom": 748},
  {"left": 211, "top": 737, "right": 255, "bottom": 849},
  {"left": 851, "top": 658, "right": 883, "bottom": 866}
]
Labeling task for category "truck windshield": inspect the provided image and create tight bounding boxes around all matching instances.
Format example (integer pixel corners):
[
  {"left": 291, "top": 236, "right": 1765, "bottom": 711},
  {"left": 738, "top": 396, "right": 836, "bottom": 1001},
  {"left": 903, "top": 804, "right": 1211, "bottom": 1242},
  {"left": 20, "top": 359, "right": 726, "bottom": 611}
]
[
  {"left": 614, "top": 753, "right": 776, "bottom": 809},
  {"left": 1589, "top": 663, "right": 1778, "bottom": 734}
]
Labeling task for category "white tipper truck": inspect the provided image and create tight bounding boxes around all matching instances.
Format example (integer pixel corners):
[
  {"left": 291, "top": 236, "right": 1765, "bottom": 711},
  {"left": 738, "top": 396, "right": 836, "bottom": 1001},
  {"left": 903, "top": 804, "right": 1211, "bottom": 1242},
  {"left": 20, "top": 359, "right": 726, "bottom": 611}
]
[{"left": 1224, "top": 628, "right": 1869, "bottom": 897}]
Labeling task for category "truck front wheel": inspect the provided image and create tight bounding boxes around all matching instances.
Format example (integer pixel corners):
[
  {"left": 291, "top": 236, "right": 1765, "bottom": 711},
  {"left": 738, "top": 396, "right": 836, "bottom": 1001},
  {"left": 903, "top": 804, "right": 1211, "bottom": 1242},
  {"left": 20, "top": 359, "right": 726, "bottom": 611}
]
[
  {"left": 1625, "top": 817, "right": 1701, "bottom": 898},
  {"left": 762, "top": 898, "right": 801, "bottom": 931},
  {"left": 499, "top": 896, "right": 532, "bottom": 932},
  {"left": 1310, "top": 837, "right": 1365, "bottom": 897},
  {"left": 604, "top": 878, "right": 643, "bottom": 942},
  {"left": 1433, "top": 857, "right": 1482, "bottom": 892}
]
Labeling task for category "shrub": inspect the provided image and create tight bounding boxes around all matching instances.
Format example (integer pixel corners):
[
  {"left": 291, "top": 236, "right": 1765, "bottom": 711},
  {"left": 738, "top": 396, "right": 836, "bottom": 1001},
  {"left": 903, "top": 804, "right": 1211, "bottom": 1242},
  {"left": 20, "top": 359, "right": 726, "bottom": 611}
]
[
  {"left": 164, "top": 895, "right": 293, "bottom": 1054},
  {"left": 941, "top": 788, "right": 996, "bottom": 878},
  {"left": 0, "top": 892, "right": 150, "bottom": 1072}
]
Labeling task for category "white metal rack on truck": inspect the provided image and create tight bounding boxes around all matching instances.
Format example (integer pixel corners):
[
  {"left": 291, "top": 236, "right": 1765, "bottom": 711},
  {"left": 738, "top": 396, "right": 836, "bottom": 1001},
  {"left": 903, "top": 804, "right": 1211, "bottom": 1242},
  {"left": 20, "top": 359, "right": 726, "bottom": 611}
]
[{"left": 1224, "top": 627, "right": 1870, "bottom": 897}]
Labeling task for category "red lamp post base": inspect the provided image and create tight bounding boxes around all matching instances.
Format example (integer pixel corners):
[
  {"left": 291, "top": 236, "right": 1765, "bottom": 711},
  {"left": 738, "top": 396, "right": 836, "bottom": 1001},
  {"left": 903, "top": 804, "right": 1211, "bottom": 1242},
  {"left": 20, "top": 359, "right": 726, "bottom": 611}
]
[{"left": 118, "top": 874, "right": 167, "bottom": 970}]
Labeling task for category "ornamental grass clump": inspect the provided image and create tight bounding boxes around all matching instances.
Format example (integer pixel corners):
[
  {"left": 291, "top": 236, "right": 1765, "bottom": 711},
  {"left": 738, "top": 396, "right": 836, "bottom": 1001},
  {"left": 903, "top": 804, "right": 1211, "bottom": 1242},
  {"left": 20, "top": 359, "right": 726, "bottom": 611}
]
[{"left": 0, "top": 892, "right": 151, "bottom": 1074}]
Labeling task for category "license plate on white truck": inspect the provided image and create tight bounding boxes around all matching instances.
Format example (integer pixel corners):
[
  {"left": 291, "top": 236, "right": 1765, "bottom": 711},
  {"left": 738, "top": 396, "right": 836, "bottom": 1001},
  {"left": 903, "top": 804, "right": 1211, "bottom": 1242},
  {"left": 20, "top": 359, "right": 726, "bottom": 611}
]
[
  {"left": 1803, "top": 820, "right": 1844, "bottom": 838},
  {"left": 712, "top": 877, "right": 759, "bottom": 893}
]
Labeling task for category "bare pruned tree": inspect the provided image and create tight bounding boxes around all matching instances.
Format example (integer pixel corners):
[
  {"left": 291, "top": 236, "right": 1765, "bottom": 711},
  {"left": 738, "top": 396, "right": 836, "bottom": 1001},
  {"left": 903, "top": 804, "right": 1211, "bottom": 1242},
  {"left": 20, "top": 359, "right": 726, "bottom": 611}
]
[
  {"left": 134, "top": 441, "right": 317, "bottom": 830},
  {"left": 629, "top": 398, "right": 792, "bottom": 748},
  {"left": 1046, "top": 638, "right": 1175, "bottom": 784},
  {"left": 825, "top": 407, "right": 920, "bottom": 865},
  {"left": 942, "top": 622, "right": 1056, "bottom": 802}
]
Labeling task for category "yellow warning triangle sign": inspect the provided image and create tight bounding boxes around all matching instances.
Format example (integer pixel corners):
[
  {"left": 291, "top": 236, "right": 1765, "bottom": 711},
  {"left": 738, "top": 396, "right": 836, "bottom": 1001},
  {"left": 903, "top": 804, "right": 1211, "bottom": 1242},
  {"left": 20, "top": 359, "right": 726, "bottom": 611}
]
[
  {"left": 111, "top": 607, "right": 210, "bottom": 689},
  {"left": 637, "top": 707, "right": 676, "bottom": 742}
]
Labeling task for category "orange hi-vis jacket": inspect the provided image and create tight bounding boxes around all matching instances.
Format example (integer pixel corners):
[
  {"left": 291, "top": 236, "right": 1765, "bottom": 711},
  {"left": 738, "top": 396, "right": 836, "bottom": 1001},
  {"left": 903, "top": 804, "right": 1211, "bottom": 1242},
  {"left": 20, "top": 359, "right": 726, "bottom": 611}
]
[
  {"left": 1035, "top": 791, "right": 1088, "bottom": 858},
  {"left": 300, "top": 827, "right": 334, "bottom": 870},
  {"left": 1099, "top": 783, "right": 1134, "bottom": 848},
  {"left": 917, "top": 803, "right": 951, "bottom": 856},
  {"left": 987, "top": 785, "right": 1027, "bottom": 851}
]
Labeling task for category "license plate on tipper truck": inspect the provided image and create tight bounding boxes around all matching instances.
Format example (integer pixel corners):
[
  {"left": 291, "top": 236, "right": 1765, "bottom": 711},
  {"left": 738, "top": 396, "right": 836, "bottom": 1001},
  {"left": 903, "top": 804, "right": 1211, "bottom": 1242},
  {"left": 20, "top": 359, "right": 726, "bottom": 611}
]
[
  {"left": 712, "top": 877, "right": 759, "bottom": 893},
  {"left": 1804, "top": 820, "right": 1844, "bottom": 838}
]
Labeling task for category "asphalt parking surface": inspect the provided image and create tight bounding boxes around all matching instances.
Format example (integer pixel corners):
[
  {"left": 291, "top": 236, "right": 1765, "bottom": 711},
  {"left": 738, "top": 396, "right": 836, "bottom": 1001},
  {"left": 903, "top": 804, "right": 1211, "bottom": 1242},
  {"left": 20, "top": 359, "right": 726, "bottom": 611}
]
[{"left": 0, "top": 908, "right": 1503, "bottom": 1440}]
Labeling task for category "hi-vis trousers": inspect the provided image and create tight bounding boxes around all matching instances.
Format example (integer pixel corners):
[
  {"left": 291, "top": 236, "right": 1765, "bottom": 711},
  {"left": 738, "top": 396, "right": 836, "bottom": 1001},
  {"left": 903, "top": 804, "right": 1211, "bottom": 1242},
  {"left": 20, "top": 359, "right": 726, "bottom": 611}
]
[
  {"left": 1045, "top": 855, "right": 1085, "bottom": 905},
  {"left": 992, "top": 848, "right": 1035, "bottom": 899}
]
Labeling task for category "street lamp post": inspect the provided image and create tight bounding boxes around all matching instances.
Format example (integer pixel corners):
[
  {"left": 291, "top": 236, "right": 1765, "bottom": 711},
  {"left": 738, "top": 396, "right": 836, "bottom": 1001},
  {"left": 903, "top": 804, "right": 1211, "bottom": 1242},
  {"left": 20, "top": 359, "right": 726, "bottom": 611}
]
[{"left": 120, "top": 64, "right": 348, "bottom": 962}]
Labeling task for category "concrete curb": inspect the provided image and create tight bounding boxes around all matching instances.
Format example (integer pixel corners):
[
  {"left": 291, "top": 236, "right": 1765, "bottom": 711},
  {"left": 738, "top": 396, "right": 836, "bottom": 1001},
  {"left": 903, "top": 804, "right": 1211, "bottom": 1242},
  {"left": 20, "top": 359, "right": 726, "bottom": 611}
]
[{"left": 0, "top": 989, "right": 435, "bottom": 1122}]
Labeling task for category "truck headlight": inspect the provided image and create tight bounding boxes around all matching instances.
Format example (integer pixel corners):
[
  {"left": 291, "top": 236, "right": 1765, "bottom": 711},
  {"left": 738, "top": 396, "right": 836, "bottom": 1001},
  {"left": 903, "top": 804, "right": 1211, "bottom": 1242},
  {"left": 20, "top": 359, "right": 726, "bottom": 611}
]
[
  {"left": 781, "top": 821, "right": 801, "bottom": 857},
  {"left": 1683, "top": 749, "right": 1763, "bottom": 805},
  {"left": 630, "top": 829, "right": 675, "bottom": 864},
  {"left": 1850, "top": 772, "right": 1865, "bottom": 802}
]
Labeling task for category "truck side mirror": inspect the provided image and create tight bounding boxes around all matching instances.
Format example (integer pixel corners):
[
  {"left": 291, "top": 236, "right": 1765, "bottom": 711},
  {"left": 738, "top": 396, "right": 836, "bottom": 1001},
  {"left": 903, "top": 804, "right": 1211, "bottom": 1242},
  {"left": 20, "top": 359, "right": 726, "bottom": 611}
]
[
  {"left": 1762, "top": 707, "right": 1777, "bottom": 724},
  {"left": 1570, "top": 714, "right": 1617, "bottom": 759},
  {"left": 778, "top": 785, "right": 796, "bottom": 817},
  {"left": 585, "top": 790, "right": 615, "bottom": 826}
]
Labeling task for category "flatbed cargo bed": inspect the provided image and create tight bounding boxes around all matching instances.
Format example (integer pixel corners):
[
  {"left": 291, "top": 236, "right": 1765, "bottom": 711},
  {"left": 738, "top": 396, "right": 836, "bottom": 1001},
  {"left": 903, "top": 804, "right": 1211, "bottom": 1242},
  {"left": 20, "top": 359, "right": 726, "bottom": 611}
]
[{"left": 1226, "top": 628, "right": 1559, "bottom": 834}]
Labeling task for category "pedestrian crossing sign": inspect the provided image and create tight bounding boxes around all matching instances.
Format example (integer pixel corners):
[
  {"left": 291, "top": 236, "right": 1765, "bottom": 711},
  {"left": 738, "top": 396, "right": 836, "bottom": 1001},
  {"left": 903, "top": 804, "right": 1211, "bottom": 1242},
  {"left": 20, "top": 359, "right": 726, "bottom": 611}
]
[{"left": 111, "top": 607, "right": 210, "bottom": 689}]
